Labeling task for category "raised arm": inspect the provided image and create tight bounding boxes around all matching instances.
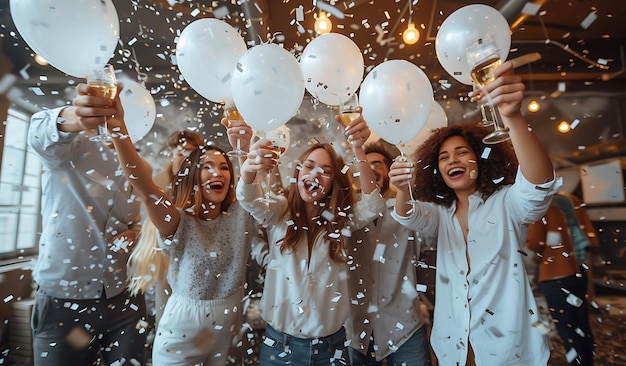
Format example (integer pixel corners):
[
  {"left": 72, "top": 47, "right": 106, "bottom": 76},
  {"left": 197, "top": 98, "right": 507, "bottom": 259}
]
[
  {"left": 72, "top": 83, "right": 181, "bottom": 238},
  {"left": 473, "top": 60, "right": 554, "bottom": 185},
  {"left": 239, "top": 138, "right": 280, "bottom": 185},
  {"left": 336, "top": 106, "right": 378, "bottom": 194},
  {"left": 221, "top": 117, "right": 253, "bottom": 166},
  {"left": 388, "top": 157, "right": 415, "bottom": 217}
]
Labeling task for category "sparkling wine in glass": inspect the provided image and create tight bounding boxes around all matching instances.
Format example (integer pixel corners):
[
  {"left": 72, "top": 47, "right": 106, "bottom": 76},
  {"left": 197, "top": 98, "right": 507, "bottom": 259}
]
[
  {"left": 255, "top": 130, "right": 286, "bottom": 205},
  {"left": 224, "top": 100, "right": 248, "bottom": 157},
  {"left": 338, "top": 94, "right": 366, "bottom": 165},
  {"left": 466, "top": 38, "right": 510, "bottom": 144},
  {"left": 87, "top": 64, "right": 117, "bottom": 143}
]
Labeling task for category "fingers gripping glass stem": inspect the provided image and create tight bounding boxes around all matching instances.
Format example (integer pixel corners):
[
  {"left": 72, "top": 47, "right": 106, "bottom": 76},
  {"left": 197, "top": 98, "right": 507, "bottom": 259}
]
[{"left": 401, "top": 151, "right": 419, "bottom": 205}]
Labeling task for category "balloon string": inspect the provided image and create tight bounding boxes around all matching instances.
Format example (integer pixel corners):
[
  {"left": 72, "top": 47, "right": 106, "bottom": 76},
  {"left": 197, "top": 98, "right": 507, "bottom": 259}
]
[{"left": 401, "top": 150, "right": 418, "bottom": 204}]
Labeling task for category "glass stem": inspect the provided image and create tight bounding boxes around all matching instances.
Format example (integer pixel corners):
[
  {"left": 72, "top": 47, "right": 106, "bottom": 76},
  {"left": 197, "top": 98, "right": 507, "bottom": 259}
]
[
  {"left": 402, "top": 151, "right": 417, "bottom": 203},
  {"left": 265, "top": 168, "right": 272, "bottom": 201}
]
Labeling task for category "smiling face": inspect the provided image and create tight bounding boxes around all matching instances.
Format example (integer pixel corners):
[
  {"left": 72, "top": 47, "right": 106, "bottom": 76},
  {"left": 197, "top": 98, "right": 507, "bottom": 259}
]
[
  {"left": 438, "top": 135, "right": 479, "bottom": 195},
  {"left": 297, "top": 147, "right": 334, "bottom": 205},
  {"left": 199, "top": 149, "right": 232, "bottom": 205},
  {"left": 366, "top": 151, "right": 390, "bottom": 195}
]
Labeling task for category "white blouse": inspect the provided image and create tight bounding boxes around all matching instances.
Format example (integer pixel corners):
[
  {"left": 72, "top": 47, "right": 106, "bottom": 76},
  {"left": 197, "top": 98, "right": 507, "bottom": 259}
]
[
  {"left": 236, "top": 179, "right": 384, "bottom": 339},
  {"left": 392, "top": 168, "right": 562, "bottom": 365}
]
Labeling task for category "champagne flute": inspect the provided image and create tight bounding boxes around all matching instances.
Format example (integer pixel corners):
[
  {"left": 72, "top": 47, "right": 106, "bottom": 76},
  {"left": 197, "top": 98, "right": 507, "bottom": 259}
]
[
  {"left": 466, "top": 38, "right": 510, "bottom": 144},
  {"left": 86, "top": 64, "right": 117, "bottom": 143},
  {"left": 224, "top": 100, "right": 248, "bottom": 157},
  {"left": 473, "top": 83, "right": 494, "bottom": 128},
  {"left": 338, "top": 93, "right": 366, "bottom": 165},
  {"left": 255, "top": 129, "right": 287, "bottom": 205}
]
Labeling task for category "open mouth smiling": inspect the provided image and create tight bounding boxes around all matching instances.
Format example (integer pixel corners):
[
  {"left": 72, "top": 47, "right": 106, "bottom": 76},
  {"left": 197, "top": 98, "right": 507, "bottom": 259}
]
[{"left": 448, "top": 167, "right": 465, "bottom": 177}]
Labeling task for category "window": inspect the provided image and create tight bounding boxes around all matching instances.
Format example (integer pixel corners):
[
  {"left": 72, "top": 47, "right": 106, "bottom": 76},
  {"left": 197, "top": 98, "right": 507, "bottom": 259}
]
[{"left": 0, "top": 108, "right": 40, "bottom": 259}]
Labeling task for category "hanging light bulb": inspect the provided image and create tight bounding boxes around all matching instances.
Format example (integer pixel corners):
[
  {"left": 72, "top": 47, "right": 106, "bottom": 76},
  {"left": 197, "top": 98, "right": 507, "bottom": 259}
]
[
  {"left": 34, "top": 54, "right": 48, "bottom": 66},
  {"left": 402, "top": 0, "right": 419, "bottom": 45},
  {"left": 314, "top": 12, "right": 332, "bottom": 35},
  {"left": 557, "top": 121, "right": 571, "bottom": 133},
  {"left": 527, "top": 99, "right": 540, "bottom": 113},
  {"left": 403, "top": 23, "right": 420, "bottom": 45}
]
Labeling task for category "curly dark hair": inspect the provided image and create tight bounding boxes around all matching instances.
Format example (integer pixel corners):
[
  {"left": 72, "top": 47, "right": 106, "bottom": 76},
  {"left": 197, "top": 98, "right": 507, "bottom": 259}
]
[{"left": 412, "top": 123, "right": 518, "bottom": 207}]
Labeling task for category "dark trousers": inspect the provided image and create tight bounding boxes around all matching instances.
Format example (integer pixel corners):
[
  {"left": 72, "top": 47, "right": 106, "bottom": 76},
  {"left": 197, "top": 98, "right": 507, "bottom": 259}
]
[
  {"left": 32, "top": 288, "right": 148, "bottom": 366},
  {"left": 539, "top": 273, "right": 595, "bottom": 366}
]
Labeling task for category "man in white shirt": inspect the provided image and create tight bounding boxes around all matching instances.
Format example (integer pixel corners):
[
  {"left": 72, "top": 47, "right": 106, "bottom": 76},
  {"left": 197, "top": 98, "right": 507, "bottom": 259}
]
[{"left": 28, "top": 87, "right": 147, "bottom": 366}]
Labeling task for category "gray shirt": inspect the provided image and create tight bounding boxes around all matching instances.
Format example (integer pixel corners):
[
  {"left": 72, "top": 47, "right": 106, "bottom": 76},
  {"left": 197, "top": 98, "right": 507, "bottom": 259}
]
[
  {"left": 158, "top": 202, "right": 257, "bottom": 300},
  {"left": 28, "top": 107, "right": 141, "bottom": 299}
]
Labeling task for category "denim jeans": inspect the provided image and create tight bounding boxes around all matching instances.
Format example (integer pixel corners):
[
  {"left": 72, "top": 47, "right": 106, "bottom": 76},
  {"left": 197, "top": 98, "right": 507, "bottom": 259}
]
[
  {"left": 260, "top": 323, "right": 351, "bottom": 366},
  {"left": 348, "top": 327, "right": 431, "bottom": 366}
]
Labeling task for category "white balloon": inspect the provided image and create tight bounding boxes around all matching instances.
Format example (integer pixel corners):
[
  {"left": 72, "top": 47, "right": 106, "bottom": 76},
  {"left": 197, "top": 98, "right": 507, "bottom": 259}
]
[
  {"left": 231, "top": 44, "right": 304, "bottom": 132},
  {"left": 119, "top": 79, "right": 156, "bottom": 142},
  {"left": 10, "top": 0, "right": 119, "bottom": 77},
  {"left": 359, "top": 60, "right": 434, "bottom": 145},
  {"left": 397, "top": 101, "right": 448, "bottom": 155},
  {"left": 176, "top": 18, "right": 247, "bottom": 103},
  {"left": 300, "top": 33, "right": 364, "bottom": 106},
  {"left": 435, "top": 4, "right": 511, "bottom": 85}
]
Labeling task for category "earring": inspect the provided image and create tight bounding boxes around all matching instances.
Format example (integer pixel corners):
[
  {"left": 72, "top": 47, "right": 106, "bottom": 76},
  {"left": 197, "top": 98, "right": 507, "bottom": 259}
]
[{"left": 469, "top": 169, "right": 477, "bottom": 179}]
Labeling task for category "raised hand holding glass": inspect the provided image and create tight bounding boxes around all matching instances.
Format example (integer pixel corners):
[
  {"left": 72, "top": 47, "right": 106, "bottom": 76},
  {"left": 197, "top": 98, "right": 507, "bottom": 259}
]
[
  {"left": 338, "top": 93, "right": 366, "bottom": 165},
  {"left": 86, "top": 64, "right": 117, "bottom": 143},
  {"left": 466, "top": 38, "right": 510, "bottom": 144}
]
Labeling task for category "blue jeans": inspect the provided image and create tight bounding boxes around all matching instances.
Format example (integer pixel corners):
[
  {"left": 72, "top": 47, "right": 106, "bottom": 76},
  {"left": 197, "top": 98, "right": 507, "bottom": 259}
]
[
  {"left": 348, "top": 327, "right": 431, "bottom": 366},
  {"left": 260, "top": 323, "right": 351, "bottom": 366}
]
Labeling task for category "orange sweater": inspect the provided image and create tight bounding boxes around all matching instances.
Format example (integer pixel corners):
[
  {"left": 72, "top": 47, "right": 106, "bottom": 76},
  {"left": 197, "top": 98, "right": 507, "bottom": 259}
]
[{"left": 526, "top": 206, "right": 580, "bottom": 282}]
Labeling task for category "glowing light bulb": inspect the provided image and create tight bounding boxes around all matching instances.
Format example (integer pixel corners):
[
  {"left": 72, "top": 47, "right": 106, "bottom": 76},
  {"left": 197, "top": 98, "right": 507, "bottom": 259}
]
[
  {"left": 34, "top": 54, "right": 48, "bottom": 66},
  {"left": 402, "top": 23, "right": 420, "bottom": 45},
  {"left": 314, "top": 12, "right": 332, "bottom": 35},
  {"left": 527, "top": 99, "right": 540, "bottom": 113},
  {"left": 557, "top": 121, "right": 571, "bottom": 133}
]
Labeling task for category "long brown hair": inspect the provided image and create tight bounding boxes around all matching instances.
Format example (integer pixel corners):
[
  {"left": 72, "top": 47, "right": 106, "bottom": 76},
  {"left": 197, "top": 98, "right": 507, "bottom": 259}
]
[
  {"left": 170, "top": 145, "right": 236, "bottom": 214},
  {"left": 412, "top": 123, "right": 518, "bottom": 207},
  {"left": 280, "top": 143, "right": 355, "bottom": 262}
]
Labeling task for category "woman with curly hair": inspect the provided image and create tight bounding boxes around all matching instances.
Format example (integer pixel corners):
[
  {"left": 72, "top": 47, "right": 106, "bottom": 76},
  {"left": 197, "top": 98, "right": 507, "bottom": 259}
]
[
  {"left": 389, "top": 60, "right": 562, "bottom": 366},
  {"left": 236, "top": 108, "right": 385, "bottom": 366}
]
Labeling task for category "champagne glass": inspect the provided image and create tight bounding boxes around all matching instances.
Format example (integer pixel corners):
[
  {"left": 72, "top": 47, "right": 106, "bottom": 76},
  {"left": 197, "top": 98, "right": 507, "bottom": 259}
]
[
  {"left": 338, "top": 93, "right": 366, "bottom": 165},
  {"left": 466, "top": 38, "right": 510, "bottom": 144},
  {"left": 473, "top": 83, "right": 494, "bottom": 128},
  {"left": 86, "top": 64, "right": 117, "bottom": 143},
  {"left": 255, "top": 129, "right": 287, "bottom": 205},
  {"left": 224, "top": 100, "right": 248, "bottom": 157}
]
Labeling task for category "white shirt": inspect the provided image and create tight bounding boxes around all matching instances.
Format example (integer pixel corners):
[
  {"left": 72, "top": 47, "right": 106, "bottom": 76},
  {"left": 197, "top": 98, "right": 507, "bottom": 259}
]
[
  {"left": 28, "top": 107, "right": 141, "bottom": 299},
  {"left": 346, "top": 193, "right": 427, "bottom": 360},
  {"left": 236, "top": 179, "right": 384, "bottom": 339},
  {"left": 392, "top": 169, "right": 562, "bottom": 365}
]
